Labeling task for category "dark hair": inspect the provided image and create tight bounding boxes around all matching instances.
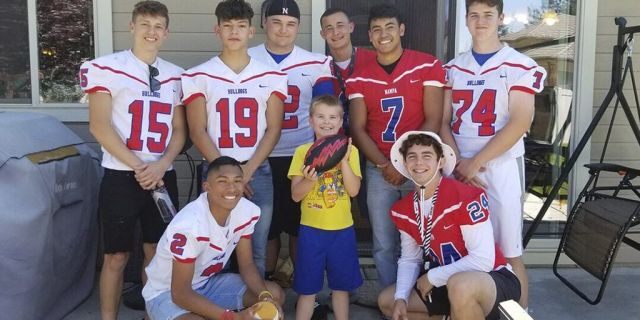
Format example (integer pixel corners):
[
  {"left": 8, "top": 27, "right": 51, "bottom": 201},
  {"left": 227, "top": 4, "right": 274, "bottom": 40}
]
[
  {"left": 320, "top": 8, "right": 351, "bottom": 26},
  {"left": 309, "top": 94, "right": 343, "bottom": 117},
  {"left": 399, "top": 134, "right": 443, "bottom": 160},
  {"left": 368, "top": 3, "right": 404, "bottom": 28},
  {"left": 132, "top": 1, "right": 169, "bottom": 28},
  {"left": 206, "top": 156, "right": 243, "bottom": 177},
  {"left": 465, "top": 0, "right": 503, "bottom": 15},
  {"left": 215, "top": 0, "right": 254, "bottom": 24},
  {"left": 260, "top": 0, "right": 271, "bottom": 28}
]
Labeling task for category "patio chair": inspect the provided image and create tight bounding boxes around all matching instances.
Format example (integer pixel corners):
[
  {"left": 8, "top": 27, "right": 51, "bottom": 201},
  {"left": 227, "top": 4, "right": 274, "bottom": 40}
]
[{"left": 553, "top": 163, "right": 640, "bottom": 304}]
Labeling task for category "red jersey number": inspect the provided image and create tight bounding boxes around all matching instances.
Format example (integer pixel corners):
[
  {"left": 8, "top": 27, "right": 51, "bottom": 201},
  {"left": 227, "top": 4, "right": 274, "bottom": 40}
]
[
  {"left": 216, "top": 97, "right": 259, "bottom": 148},
  {"left": 126, "top": 100, "right": 172, "bottom": 153},
  {"left": 170, "top": 233, "right": 187, "bottom": 256},
  {"left": 532, "top": 71, "right": 544, "bottom": 89},
  {"left": 451, "top": 89, "right": 497, "bottom": 137},
  {"left": 282, "top": 85, "right": 300, "bottom": 129}
]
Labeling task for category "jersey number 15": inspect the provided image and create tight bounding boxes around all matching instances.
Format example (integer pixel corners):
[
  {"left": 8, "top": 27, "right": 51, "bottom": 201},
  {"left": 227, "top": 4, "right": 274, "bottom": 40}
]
[{"left": 127, "top": 100, "right": 171, "bottom": 153}]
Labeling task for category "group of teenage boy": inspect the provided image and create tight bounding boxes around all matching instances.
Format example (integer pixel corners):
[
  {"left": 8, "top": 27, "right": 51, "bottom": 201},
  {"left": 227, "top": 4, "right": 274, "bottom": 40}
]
[{"left": 80, "top": 0, "right": 546, "bottom": 319}]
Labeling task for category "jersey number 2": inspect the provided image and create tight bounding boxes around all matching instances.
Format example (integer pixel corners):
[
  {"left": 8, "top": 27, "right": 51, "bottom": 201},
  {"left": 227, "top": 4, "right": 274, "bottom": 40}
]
[
  {"left": 127, "top": 100, "right": 171, "bottom": 153},
  {"left": 451, "top": 89, "right": 497, "bottom": 136},
  {"left": 282, "top": 85, "right": 301, "bottom": 129},
  {"left": 216, "top": 97, "right": 258, "bottom": 148}
]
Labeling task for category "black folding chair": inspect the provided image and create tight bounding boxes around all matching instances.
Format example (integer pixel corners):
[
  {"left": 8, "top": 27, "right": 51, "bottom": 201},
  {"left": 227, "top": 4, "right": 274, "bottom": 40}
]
[{"left": 552, "top": 163, "right": 640, "bottom": 304}]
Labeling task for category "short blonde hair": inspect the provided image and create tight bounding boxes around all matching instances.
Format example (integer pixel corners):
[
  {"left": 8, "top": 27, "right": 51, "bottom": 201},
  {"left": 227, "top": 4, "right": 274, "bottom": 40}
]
[{"left": 309, "top": 94, "right": 344, "bottom": 117}]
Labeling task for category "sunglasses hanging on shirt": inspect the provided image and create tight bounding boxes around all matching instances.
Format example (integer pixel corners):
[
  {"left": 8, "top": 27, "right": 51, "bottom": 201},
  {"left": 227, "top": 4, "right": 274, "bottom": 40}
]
[{"left": 148, "top": 64, "right": 161, "bottom": 92}]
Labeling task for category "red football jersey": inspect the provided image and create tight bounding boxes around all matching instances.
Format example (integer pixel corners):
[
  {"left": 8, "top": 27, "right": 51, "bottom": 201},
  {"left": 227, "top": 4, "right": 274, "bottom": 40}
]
[
  {"left": 390, "top": 178, "right": 508, "bottom": 270},
  {"left": 345, "top": 49, "right": 446, "bottom": 158}
]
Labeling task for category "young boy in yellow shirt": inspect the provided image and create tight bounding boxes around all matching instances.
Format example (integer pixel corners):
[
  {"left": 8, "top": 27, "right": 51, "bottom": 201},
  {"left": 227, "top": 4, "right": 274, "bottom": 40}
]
[{"left": 288, "top": 95, "right": 362, "bottom": 320}]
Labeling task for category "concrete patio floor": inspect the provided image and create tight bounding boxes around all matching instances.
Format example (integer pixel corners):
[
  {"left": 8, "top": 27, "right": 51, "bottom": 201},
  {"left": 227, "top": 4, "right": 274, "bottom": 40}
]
[{"left": 63, "top": 266, "right": 639, "bottom": 319}]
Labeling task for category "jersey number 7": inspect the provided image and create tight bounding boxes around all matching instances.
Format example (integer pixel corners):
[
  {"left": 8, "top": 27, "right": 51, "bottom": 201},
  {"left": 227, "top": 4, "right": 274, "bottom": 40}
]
[
  {"left": 451, "top": 89, "right": 497, "bottom": 136},
  {"left": 380, "top": 96, "right": 404, "bottom": 142}
]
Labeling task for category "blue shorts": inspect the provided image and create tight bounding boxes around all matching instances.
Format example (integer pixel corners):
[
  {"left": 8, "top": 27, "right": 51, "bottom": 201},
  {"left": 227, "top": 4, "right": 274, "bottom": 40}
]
[
  {"left": 293, "top": 225, "right": 363, "bottom": 295},
  {"left": 146, "top": 273, "right": 247, "bottom": 320}
]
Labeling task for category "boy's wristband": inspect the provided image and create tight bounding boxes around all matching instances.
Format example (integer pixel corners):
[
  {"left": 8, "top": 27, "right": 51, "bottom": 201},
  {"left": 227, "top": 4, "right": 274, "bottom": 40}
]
[
  {"left": 375, "top": 161, "right": 390, "bottom": 169},
  {"left": 258, "top": 290, "right": 273, "bottom": 300}
]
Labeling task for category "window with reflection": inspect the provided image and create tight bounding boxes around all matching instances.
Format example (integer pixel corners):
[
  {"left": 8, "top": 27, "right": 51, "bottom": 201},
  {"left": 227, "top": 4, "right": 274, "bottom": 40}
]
[
  {"left": 37, "top": 0, "right": 94, "bottom": 103},
  {"left": 500, "top": 0, "right": 577, "bottom": 237},
  {"left": 0, "top": 1, "right": 31, "bottom": 104},
  {"left": 0, "top": 1, "right": 94, "bottom": 104}
]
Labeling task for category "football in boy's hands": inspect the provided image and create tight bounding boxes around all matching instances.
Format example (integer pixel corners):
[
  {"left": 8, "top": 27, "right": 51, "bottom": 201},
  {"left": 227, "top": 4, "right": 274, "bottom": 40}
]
[
  {"left": 249, "top": 300, "right": 282, "bottom": 320},
  {"left": 304, "top": 134, "right": 348, "bottom": 174}
]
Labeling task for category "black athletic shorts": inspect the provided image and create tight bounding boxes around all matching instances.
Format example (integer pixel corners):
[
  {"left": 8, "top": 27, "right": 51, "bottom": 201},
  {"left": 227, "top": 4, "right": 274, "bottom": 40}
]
[
  {"left": 99, "top": 169, "right": 178, "bottom": 253},
  {"left": 415, "top": 267, "right": 521, "bottom": 319},
  {"left": 268, "top": 156, "right": 301, "bottom": 239}
]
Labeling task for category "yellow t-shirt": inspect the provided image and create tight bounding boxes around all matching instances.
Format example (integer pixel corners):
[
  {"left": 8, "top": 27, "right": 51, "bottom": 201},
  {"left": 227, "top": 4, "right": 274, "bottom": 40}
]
[{"left": 288, "top": 143, "right": 361, "bottom": 230}]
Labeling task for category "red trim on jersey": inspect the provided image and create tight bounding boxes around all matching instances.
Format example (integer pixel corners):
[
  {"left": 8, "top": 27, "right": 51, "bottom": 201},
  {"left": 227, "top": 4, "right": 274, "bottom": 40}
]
[
  {"left": 182, "top": 72, "right": 234, "bottom": 84},
  {"left": 444, "top": 86, "right": 452, "bottom": 90},
  {"left": 240, "top": 71, "right": 287, "bottom": 83},
  {"left": 272, "top": 91, "right": 287, "bottom": 101},
  {"left": 92, "top": 63, "right": 147, "bottom": 86},
  {"left": 173, "top": 256, "right": 196, "bottom": 263},
  {"left": 510, "top": 86, "right": 536, "bottom": 94},
  {"left": 445, "top": 65, "right": 475, "bottom": 76},
  {"left": 241, "top": 234, "right": 252, "bottom": 239},
  {"left": 233, "top": 216, "right": 260, "bottom": 233},
  {"left": 209, "top": 243, "right": 223, "bottom": 251},
  {"left": 183, "top": 93, "right": 205, "bottom": 106},
  {"left": 314, "top": 76, "right": 335, "bottom": 86},
  {"left": 480, "top": 62, "right": 536, "bottom": 75},
  {"left": 196, "top": 237, "right": 210, "bottom": 242},
  {"left": 84, "top": 86, "right": 111, "bottom": 94},
  {"left": 160, "top": 77, "right": 181, "bottom": 85},
  {"left": 282, "top": 58, "right": 328, "bottom": 71}
]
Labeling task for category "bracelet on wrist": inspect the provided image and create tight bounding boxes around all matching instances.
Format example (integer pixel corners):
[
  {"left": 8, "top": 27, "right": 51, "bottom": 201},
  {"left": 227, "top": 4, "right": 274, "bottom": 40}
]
[
  {"left": 258, "top": 290, "right": 273, "bottom": 300},
  {"left": 375, "top": 161, "right": 390, "bottom": 169}
]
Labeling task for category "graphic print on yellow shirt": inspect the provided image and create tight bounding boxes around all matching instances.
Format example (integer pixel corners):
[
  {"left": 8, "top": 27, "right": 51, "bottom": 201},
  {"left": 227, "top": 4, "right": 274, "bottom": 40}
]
[{"left": 288, "top": 143, "right": 361, "bottom": 230}]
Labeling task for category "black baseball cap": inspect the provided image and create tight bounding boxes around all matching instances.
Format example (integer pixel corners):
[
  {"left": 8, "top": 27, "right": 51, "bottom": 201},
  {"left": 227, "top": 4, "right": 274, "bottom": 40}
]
[{"left": 264, "top": 0, "right": 300, "bottom": 20}]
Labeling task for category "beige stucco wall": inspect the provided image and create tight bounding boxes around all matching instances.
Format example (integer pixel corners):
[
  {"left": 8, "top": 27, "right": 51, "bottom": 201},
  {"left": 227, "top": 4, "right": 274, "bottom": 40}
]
[
  {"left": 111, "top": 0, "right": 314, "bottom": 69},
  {"left": 591, "top": 2, "right": 640, "bottom": 190}
]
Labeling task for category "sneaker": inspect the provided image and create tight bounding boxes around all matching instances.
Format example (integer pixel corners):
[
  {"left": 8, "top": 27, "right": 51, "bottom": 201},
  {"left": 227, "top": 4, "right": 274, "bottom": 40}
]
[
  {"left": 122, "top": 283, "right": 145, "bottom": 311},
  {"left": 311, "top": 302, "right": 329, "bottom": 320}
]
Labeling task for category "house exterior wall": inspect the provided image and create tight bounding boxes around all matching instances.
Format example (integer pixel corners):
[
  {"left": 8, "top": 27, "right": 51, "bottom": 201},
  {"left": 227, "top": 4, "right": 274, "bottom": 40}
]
[{"left": 591, "top": 2, "right": 640, "bottom": 194}]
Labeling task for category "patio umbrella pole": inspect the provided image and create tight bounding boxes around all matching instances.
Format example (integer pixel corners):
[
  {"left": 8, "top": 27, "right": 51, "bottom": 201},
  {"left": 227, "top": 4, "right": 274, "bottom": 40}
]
[{"left": 523, "top": 17, "right": 640, "bottom": 248}]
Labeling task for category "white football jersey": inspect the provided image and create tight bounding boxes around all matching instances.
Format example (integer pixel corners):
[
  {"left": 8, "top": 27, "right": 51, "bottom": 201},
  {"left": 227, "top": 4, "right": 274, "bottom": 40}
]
[
  {"left": 142, "top": 193, "right": 260, "bottom": 301},
  {"left": 445, "top": 46, "right": 547, "bottom": 161},
  {"left": 80, "top": 50, "right": 184, "bottom": 170},
  {"left": 248, "top": 44, "right": 334, "bottom": 157},
  {"left": 181, "top": 57, "right": 288, "bottom": 162}
]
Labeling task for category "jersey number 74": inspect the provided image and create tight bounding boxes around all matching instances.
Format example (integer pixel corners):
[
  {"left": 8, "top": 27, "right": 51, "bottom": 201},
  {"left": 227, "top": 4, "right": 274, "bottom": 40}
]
[{"left": 451, "top": 89, "right": 497, "bottom": 136}]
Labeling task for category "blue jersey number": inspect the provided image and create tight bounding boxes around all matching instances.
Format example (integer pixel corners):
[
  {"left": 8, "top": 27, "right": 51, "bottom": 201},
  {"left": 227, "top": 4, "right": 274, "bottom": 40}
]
[
  {"left": 380, "top": 97, "right": 404, "bottom": 142},
  {"left": 467, "top": 201, "right": 486, "bottom": 222}
]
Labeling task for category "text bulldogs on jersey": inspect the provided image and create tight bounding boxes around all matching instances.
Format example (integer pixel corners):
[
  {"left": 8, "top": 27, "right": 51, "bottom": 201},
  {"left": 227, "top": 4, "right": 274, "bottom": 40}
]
[
  {"left": 228, "top": 88, "right": 248, "bottom": 95},
  {"left": 142, "top": 90, "right": 161, "bottom": 98},
  {"left": 466, "top": 80, "right": 485, "bottom": 86}
]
